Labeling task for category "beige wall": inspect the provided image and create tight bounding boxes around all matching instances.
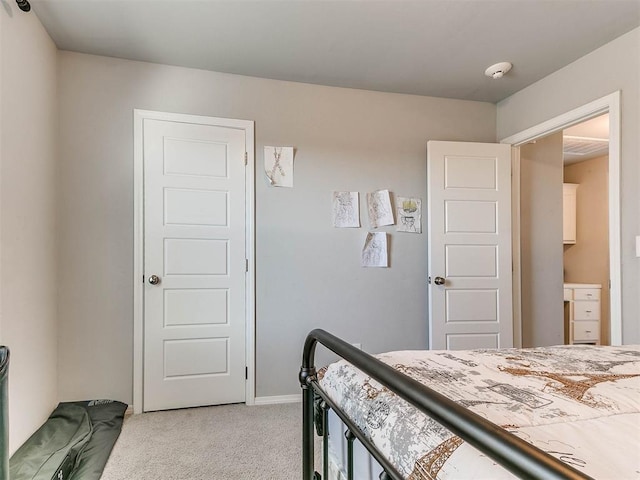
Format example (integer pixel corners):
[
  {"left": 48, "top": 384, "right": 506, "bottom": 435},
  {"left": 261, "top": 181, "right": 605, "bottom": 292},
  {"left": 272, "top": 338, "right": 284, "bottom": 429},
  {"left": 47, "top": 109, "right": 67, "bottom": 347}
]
[
  {"left": 564, "top": 156, "right": 610, "bottom": 344},
  {"left": 0, "top": 6, "right": 59, "bottom": 454},
  {"left": 497, "top": 27, "right": 640, "bottom": 344},
  {"left": 56, "top": 52, "right": 496, "bottom": 401},
  {"left": 519, "top": 133, "right": 565, "bottom": 347}
]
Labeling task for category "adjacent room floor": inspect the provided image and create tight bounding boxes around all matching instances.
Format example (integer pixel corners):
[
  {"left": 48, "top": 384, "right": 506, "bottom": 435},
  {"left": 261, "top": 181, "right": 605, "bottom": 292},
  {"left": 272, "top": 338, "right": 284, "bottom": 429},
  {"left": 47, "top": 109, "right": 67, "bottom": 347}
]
[{"left": 101, "top": 402, "right": 301, "bottom": 480}]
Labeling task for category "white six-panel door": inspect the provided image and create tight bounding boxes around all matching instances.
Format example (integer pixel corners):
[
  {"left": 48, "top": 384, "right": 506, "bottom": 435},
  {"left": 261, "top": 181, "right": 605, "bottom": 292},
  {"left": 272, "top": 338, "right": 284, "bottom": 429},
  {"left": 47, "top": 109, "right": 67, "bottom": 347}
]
[
  {"left": 428, "top": 141, "right": 513, "bottom": 350},
  {"left": 143, "top": 118, "right": 248, "bottom": 411}
]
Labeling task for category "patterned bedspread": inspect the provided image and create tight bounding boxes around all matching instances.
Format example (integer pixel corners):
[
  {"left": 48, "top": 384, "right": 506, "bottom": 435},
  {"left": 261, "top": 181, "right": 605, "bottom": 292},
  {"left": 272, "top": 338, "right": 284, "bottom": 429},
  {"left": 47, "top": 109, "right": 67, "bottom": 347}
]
[{"left": 319, "top": 345, "right": 640, "bottom": 479}]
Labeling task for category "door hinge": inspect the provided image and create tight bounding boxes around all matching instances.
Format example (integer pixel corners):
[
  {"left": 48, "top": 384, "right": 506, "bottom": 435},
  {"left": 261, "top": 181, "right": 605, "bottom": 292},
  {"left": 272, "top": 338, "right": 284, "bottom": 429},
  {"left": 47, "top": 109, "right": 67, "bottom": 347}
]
[
  {"left": 245, "top": 259, "right": 249, "bottom": 272},
  {"left": 245, "top": 366, "right": 248, "bottom": 380},
  {"left": 244, "top": 152, "right": 248, "bottom": 165}
]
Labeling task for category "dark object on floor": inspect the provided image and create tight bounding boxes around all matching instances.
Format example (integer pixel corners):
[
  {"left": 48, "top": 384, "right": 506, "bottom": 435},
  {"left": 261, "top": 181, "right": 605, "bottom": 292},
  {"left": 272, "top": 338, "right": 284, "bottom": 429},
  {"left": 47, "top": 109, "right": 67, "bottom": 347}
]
[
  {"left": 67, "top": 400, "right": 128, "bottom": 480},
  {"left": 10, "top": 400, "right": 127, "bottom": 480},
  {"left": 0, "top": 347, "right": 9, "bottom": 480}
]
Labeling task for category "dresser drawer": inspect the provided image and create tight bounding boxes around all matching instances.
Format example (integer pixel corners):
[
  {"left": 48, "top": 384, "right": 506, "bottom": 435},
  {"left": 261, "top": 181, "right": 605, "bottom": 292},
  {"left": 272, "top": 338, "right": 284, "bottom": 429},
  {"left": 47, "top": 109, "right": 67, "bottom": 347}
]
[
  {"left": 573, "top": 321, "right": 600, "bottom": 342},
  {"left": 573, "top": 288, "right": 600, "bottom": 301},
  {"left": 573, "top": 300, "right": 600, "bottom": 320}
]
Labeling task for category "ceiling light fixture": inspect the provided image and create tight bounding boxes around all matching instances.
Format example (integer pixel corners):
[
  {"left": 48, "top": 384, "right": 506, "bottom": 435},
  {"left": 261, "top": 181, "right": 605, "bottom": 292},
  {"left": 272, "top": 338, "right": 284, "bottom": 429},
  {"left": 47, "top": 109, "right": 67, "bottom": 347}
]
[{"left": 484, "top": 62, "right": 512, "bottom": 79}]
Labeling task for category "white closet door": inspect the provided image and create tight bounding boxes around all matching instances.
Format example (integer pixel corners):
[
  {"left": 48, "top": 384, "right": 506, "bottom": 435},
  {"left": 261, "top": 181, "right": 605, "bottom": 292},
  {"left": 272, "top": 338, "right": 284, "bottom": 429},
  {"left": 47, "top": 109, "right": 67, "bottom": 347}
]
[{"left": 143, "top": 118, "right": 247, "bottom": 411}]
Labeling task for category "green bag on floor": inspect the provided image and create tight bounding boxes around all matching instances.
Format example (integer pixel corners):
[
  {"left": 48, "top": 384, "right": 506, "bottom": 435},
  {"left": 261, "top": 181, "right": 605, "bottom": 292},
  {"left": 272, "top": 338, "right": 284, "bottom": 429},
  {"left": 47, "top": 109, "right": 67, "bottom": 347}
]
[
  {"left": 9, "top": 404, "right": 92, "bottom": 480},
  {"left": 66, "top": 400, "right": 127, "bottom": 480},
  {"left": 0, "top": 347, "right": 9, "bottom": 480},
  {"left": 9, "top": 400, "right": 127, "bottom": 480}
]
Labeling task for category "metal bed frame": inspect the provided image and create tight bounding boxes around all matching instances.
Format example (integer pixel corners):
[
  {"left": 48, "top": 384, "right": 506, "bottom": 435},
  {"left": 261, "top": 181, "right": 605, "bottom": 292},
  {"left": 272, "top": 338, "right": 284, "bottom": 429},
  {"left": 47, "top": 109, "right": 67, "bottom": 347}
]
[{"left": 300, "top": 329, "right": 594, "bottom": 480}]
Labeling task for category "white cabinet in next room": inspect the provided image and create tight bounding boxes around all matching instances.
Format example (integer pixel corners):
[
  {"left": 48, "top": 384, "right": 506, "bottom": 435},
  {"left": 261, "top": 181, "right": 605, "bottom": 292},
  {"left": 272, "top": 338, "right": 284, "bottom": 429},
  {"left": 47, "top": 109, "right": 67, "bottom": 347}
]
[{"left": 564, "top": 283, "right": 601, "bottom": 345}]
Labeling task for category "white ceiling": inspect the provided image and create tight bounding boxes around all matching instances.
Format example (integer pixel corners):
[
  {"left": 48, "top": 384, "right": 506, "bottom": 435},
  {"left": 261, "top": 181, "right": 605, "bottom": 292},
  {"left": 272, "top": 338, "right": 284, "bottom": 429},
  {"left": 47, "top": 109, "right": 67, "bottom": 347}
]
[
  {"left": 563, "top": 114, "right": 609, "bottom": 165},
  {"left": 28, "top": 0, "right": 640, "bottom": 103}
]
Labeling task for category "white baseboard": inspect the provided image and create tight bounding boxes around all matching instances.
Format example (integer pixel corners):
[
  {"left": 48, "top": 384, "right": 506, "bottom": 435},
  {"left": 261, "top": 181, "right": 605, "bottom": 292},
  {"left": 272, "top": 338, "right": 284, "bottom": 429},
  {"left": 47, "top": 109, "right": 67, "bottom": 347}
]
[{"left": 253, "top": 394, "right": 301, "bottom": 405}]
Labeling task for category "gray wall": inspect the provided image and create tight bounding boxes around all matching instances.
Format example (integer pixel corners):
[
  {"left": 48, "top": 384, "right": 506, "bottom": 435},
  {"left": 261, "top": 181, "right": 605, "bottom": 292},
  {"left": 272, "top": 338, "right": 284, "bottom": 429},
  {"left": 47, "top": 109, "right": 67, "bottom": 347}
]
[
  {"left": 497, "top": 27, "right": 639, "bottom": 344},
  {"left": 56, "top": 52, "right": 496, "bottom": 401},
  {"left": 519, "top": 134, "right": 565, "bottom": 347},
  {"left": 0, "top": 5, "right": 59, "bottom": 454},
  {"left": 564, "top": 156, "right": 610, "bottom": 344}
]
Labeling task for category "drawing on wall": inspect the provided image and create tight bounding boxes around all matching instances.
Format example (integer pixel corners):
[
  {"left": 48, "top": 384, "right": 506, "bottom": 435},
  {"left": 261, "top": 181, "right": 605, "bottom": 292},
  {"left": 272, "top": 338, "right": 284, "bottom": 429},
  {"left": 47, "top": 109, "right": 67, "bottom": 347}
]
[
  {"left": 332, "top": 192, "right": 360, "bottom": 228},
  {"left": 264, "top": 146, "right": 294, "bottom": 187},
  {"left": 366, "top": 189, "right": 394, "bottom": 228},
  {"left": 361, "top": 232, "right": 388, "bottom": 268},
  {"left": 396, "top": 197, "right": 422, "bottom": 233}
]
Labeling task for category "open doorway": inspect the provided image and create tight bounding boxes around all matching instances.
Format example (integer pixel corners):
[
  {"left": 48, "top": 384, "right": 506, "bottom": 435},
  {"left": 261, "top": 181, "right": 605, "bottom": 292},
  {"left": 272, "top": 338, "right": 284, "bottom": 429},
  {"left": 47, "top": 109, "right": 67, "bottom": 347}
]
[
  {"left": 516, "top": 115, "right": 611, "bottom": 348},
  {"left": 562, "top": 114, "right": 610, "bottom": 346},
  {"left": 503, "top": 92, "right": 621, "bottom": 349}
]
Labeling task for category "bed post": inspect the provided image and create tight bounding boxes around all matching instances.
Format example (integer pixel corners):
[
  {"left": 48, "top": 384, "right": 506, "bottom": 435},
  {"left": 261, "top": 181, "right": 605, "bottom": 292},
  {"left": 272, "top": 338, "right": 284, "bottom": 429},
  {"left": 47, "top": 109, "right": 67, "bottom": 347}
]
[
  {"left": 345, "top": 429, "right": 355, "bottom": 480},
  {"left": 300, "top": 334, "right": 318, "bottom": 480},
  {"left": 321, "top": 401, "right": 330, "bottom": 480}
]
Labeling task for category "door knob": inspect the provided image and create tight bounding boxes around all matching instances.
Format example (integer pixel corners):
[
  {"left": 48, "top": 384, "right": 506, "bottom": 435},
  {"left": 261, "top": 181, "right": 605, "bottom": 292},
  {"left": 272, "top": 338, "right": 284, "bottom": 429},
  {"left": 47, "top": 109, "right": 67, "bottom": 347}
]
[
  {"left": 148, "top": 274, "right": 161, "bottom": 285},
  {"left": 434, "top": 276, "right": 446, "bottom": 286}
]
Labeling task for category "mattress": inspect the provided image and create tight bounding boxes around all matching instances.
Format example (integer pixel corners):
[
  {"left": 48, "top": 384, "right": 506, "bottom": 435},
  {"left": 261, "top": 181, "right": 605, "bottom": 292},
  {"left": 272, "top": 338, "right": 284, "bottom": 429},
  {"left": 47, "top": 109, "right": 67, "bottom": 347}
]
[{"left": 319, "top": 344, "right": 640, "bottom": 479}]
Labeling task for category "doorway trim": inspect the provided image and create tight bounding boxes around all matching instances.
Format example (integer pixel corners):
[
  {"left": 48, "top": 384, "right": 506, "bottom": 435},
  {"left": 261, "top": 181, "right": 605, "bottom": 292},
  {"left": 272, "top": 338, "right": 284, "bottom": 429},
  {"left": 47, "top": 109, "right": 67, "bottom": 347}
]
[
  {"left": 132, "top": 109, "right": 256, "bottom": 414},
  {"left": 501, "top": 91, "right": 621, "bottom": 346}
]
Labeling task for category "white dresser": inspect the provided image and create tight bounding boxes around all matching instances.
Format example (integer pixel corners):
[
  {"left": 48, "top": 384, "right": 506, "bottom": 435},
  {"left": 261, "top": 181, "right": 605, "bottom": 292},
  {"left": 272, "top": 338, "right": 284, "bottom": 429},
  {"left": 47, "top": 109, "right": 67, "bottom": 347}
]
[{"left": 563, "top": 283, "right": 601, "bottom": 345}]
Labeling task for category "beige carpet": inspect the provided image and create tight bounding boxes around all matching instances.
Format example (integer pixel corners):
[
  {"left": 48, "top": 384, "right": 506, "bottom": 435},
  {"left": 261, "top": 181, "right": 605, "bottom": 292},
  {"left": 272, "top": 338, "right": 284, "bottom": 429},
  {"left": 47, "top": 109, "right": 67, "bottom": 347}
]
[{"left": 101, "top": 402, "right": 302, "bottom": 480}]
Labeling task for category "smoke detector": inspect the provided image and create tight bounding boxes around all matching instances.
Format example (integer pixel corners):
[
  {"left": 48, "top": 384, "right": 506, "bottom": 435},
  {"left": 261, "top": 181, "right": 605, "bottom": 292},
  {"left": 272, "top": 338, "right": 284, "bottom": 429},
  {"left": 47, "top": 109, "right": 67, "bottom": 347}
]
[{"left": 485, "top": 62, "right": 512, "bottom": 79}]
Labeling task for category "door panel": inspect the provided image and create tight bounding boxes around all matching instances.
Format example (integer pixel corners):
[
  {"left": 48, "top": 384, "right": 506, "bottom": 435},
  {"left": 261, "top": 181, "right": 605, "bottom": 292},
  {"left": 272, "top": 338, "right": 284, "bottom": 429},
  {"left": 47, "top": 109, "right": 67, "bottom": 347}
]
[
  {"left": 143, "top": 118, "right": 246, "bottom": 411},
  {"left": 164, "top": 338, "right": 229, "bottom": 377},
  {"left": 164, "top": 238, "right": 228, "bottom": 275},
  {"left": 446, "top": 201, "right": 497, "bottom": 233},
  {"left": 445, "top": 156, "right": 497, "bottom": 189},
  {"left": 164, "top": 289, "right": 229, "bottom": 326},
  {"left": 445, "top": 245, "right": 497, "bottom": 277},
  {"left": 447, "top": 334, "right": 499, "bottom": 350},
  {"left": 428, "top": 141, "right": 513, "bottom": 350},
  {"left": 164, "top": 188, "right": 228, "bottom": 226},
  {"left": 164, "top": 138, "right": 229, "bottom": 177},
  {"left": 446, "top": 290, "right": 498, "bottom": 322}
]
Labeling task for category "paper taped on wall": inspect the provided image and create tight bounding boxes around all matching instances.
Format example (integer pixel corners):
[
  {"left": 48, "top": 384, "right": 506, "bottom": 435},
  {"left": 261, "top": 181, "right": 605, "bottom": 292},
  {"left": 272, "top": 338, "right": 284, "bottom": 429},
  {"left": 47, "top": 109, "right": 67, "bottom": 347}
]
[
  {"left": 396, "top": 197, "right": 422, "bottom": 233},
  {"left": 362, "top": 232, "right": 388, "bottom": 267},
  {"left": 366, "top": 189, "right": 394, "bottom": 228},
  {"left": 332, "top": 192, "right": 360, "bottom": 228},
  {"left": 264, "top": 146, "right": 294, "bottom": 187}
]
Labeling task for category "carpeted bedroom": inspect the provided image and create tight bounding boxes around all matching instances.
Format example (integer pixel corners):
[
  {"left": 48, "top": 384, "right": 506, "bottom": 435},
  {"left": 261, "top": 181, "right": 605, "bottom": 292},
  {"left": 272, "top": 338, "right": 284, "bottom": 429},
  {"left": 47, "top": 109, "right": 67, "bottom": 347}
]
[
  {"left": 1, "top": 1, "right": 639, "bottom": 480},
  {"left": 102, "top": 403, "right": 301, "bottom": 480}
]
